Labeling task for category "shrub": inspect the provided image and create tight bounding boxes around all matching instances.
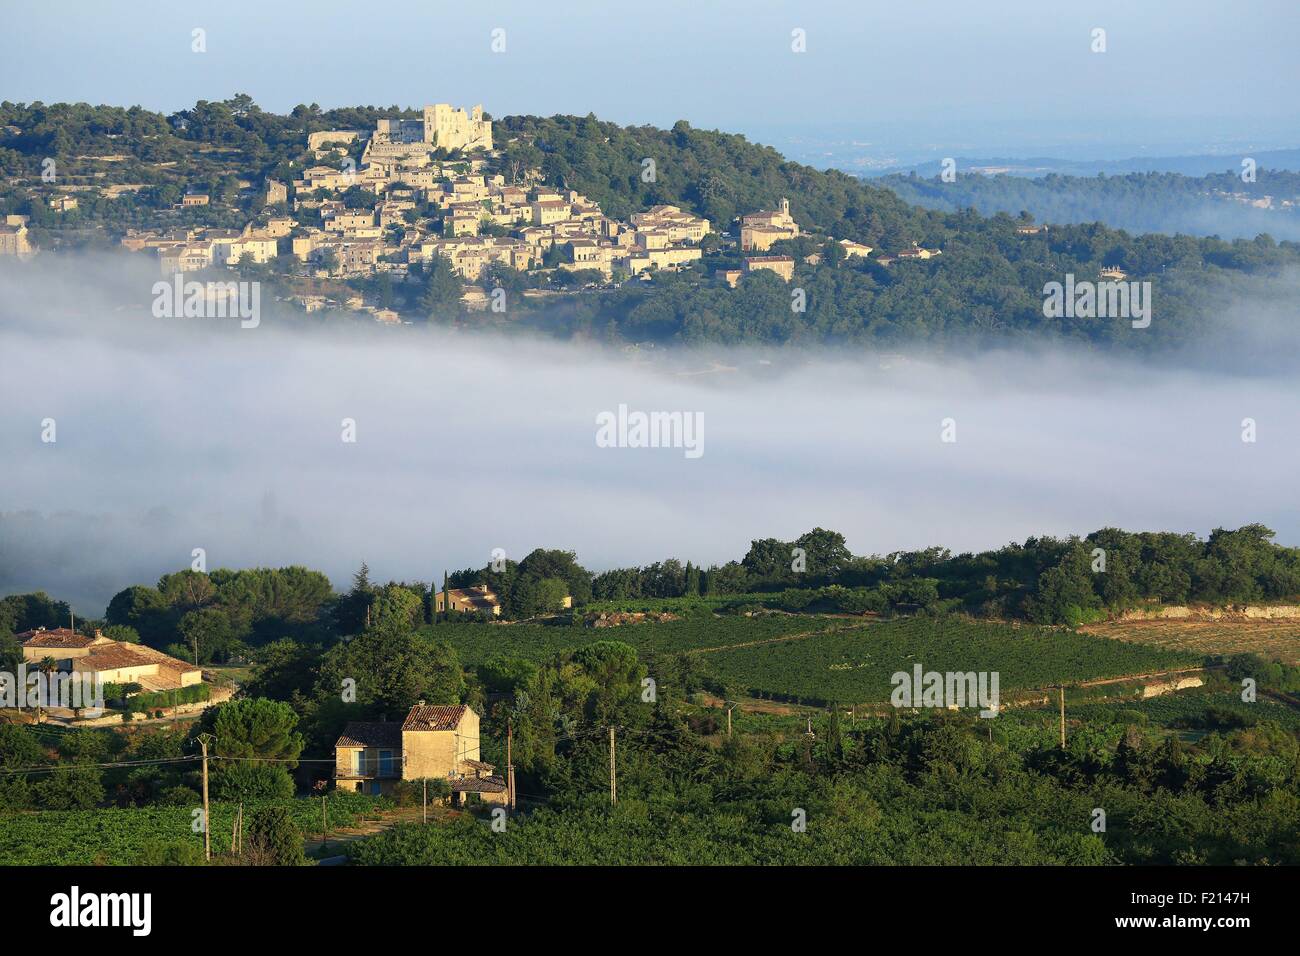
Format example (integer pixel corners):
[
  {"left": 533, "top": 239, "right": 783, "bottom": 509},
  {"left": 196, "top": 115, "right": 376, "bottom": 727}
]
[
  {"left": 134, "top": 839, "right": 206, "bottom": 866},
  {"left": 393, "top": 778, "right": 452, "bottom": 808},
  {"left": 243, "top": 805, "right": 306, "bottom": 866}
]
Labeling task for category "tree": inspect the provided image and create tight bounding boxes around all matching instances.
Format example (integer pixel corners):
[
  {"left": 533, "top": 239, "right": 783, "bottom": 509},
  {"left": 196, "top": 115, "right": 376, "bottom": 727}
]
[
  {"left": 0, "top": 591, "right": 71, "bottom": 635},
  {"left": 511, "top": 576, "right": 570, "bottom": 618},
  {"left": 421, "top": 257, "right": 462, "bottom": 315},
  {"left": 742, "top": 538, "right": 790, "bottom": 579},
  {"left": 565, "top": 641, "right": 645, "bottom": 724},
  {"left": 316, "top": 628, "right": 464, "bottom": 715},
  {"left": 516, "top": 549, "right": 592, "bottom": 606},
  {"left": 369, "top": 585, "right": 423, "bottom": 633},
  {"left": 243, "top": 639, "right": 318, "bottom": 704},
  {"left": 194, "top": 698, "right": 304, "bottom": 800},
  {"left": 105, "top": 585, "right": 170, "bottom": 644},
  {"left": 101, "top": 624, "right": 140, "bottom": 644},
  {"left": 335, "top": 562, "right": 377, "bottom": 635},
  {"left": 824, "top": 708, "right": 844, "bottom": 766},
  {"left": 795, "top": 528, "right": 852, "bottom": 577},
  {"left": 177, "top": 608, "right": 236, "bottom": 664},
  {"left": 33, "top": 767, "right": 104, "bottom": 810},
  {"left": 244, "top": 805, "right": 306, "bottom": 866}
]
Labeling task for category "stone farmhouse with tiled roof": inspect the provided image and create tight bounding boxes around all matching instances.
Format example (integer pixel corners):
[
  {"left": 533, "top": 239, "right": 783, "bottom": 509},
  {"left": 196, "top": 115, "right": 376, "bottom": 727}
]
[
  {"left": 335, "top": 703, "right": 507, "bottom": 804},
  {"left": 16, "top": 627, "right": 202, "bottom": 693}
]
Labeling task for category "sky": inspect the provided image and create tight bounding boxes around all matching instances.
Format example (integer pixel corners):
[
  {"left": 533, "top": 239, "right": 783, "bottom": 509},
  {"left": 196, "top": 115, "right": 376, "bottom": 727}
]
[
  {"left": 3, "top": 254, "right": 1300, "bottom": 613},
  {"left": 3, "top": 0, "right": 1298, "bottom": 160}
]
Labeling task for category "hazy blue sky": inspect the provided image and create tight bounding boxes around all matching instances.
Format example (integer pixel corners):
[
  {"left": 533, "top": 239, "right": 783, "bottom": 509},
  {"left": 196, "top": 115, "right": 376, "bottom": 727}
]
[{"left": 4, "top": 0, "right": 1297, "bottom": 158}]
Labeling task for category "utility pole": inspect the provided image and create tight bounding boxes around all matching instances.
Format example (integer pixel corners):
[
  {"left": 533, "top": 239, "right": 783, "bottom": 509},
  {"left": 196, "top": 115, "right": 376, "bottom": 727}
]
[
  {"left": 423, "top": 778, "right": 428, "bottom": 824},
  {"left": 321, "top": 791, "right": 328, "bottom": 851},
  {"left": 1059, "top": 685, "right": 1067, "bottom": 749},
  {"left": 608, "top": 726, "right": 616, "bottom": 806},
  {"left": 196, "top": 733, "right": 214, "bottom": 860},
  {"left": 507, "top": 718, "right": 516, "bottom": 811},
  {"left": 726, "top": 702, "right": 736, "bottom": 738}
]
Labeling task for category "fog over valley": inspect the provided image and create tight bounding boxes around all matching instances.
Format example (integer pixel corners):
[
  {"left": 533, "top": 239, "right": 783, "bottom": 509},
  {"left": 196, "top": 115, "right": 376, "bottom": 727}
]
[{"left": 2, "top": 253, "right": 1298, "bottom": 613}]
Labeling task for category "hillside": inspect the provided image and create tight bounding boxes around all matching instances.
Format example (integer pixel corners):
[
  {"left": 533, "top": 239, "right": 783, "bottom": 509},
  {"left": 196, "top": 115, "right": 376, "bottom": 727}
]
[
  {"left": 879, "top": 168, "right": 1300, "bottom": 242},
  {"left": 3, "top": 100, "right": 1300, "bottom": 352}
]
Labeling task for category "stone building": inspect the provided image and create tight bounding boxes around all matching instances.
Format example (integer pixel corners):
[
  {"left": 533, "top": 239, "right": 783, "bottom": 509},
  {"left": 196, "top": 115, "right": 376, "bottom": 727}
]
[{"left": 334, "top": 704, "right": 507, "bottom": 804}]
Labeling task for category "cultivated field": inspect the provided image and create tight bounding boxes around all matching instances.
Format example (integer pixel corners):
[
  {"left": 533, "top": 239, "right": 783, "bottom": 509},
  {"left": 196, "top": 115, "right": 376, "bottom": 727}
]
[
  {"left": 1079, "top": 618, "right": 1300, "bottom": 662},
  {"left": 0, "top": 792, "right": 387, "bottom": 866},
  {"left": 421, "top": 615, "right": 856, "bottom": 665},
  {"left": 696, "top": 617, "right": 1196, "bottom": 707}
]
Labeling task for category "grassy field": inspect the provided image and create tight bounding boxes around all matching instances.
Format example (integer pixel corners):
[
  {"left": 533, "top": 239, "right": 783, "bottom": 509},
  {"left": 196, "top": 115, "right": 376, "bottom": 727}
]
[
  {"left": 696, "top": 617, "right": 1198, "bottom": 706},
  {"left": 1080, "top": 618, "right": 1300, "bottom": 662}
]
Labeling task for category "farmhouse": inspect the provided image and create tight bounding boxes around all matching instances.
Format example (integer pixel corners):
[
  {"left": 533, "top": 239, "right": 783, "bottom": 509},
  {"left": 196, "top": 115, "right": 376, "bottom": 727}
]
[
  {"left": 433, "top": 583, "right": 502, "bottom": 616},
  {"left": 334, "top": 703, "right": 507, "bottom": 804},
  {"left": 15, "top": 627, "right": 203, "bottom": 694}
]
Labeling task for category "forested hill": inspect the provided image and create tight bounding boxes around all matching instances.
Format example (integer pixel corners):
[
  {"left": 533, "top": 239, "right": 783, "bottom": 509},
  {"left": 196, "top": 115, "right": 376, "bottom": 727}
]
[
  {"left": 498, "top": 115, "right": 1300, "bottom": 351},
  {"left": 878, "top": 168, "right": 1300, "bottom": 242},
  {"left": 498, "top": 114, "right": 932, "bottom": 243},
  {"left": 4, "top": 100, "right": 1300, "bottom": 351}
]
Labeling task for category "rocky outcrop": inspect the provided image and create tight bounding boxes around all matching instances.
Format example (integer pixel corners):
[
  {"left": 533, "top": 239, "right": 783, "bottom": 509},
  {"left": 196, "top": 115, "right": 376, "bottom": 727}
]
[
  {"left": 586, "top": 611, "right": 680, "bottom": 628},
  {"left": 1140, "top": 676, "right": 1204, "bottom": 698},
  {"left": 1117, "top": 604, "right": 1300, "bottom": 621}
]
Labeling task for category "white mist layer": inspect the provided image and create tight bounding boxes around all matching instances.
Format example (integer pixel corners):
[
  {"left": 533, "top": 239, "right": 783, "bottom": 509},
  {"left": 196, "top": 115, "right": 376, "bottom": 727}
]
[{"left": 1, "top": 253, "right": 1297, "bottom": 613}]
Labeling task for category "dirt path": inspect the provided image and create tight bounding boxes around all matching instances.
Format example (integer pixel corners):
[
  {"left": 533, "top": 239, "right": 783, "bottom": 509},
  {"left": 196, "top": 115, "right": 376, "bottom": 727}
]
[
  {"left": 305, "top": 806, "right": 431, "bottom": 862},
  {"left": 696, "top": 693, "right": 802, "bottom": 715},
  {"left": 1073, "top": 665, "right": 1213, "bottom": 689}
]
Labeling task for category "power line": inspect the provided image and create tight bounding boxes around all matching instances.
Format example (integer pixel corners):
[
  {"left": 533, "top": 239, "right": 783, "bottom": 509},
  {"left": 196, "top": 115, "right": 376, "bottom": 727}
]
[{"left": 0, "top": 756, "right": 199, "bottom": 777}]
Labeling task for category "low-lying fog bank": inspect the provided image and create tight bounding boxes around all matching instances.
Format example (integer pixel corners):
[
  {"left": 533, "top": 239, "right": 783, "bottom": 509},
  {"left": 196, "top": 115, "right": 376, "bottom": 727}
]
[{"left": 3, "top": 253, "right": 1297, "bottom": 613}]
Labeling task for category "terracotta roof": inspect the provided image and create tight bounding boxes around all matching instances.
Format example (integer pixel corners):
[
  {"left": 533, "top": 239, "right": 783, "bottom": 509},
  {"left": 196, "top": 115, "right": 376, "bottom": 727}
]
[
  {"left": 451, "top": 775, "right": 506, "bottom": 793},
  {"left": 336, "top": 722, "right": 403, "bottom": 749},
  {"left": 78, "top": 645, "right": 156, "bottom": 670},
  {"left": 402, "top": 704, "right": 467, "bottom": 732},
  {"left": 63, "top": 641, "right": 199, "bottom": 683},
  {"left": 17, "top": 628, "right": 97, "bottom": 648},
  {"left": 115, "top": 643, "right": 199, "bottom": 670},
  {"left": 462, "top": 758, "right": 495, "bottom": 771}
]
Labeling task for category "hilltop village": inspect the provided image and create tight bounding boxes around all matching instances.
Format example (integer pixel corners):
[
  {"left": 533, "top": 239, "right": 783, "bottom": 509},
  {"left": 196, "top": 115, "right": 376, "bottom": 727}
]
[
  {"left": 2, "top": 102, "right": 939, "bottom": 321},
  {"left": 115, "top": 103, "right": 836, "bottom": 316}
]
